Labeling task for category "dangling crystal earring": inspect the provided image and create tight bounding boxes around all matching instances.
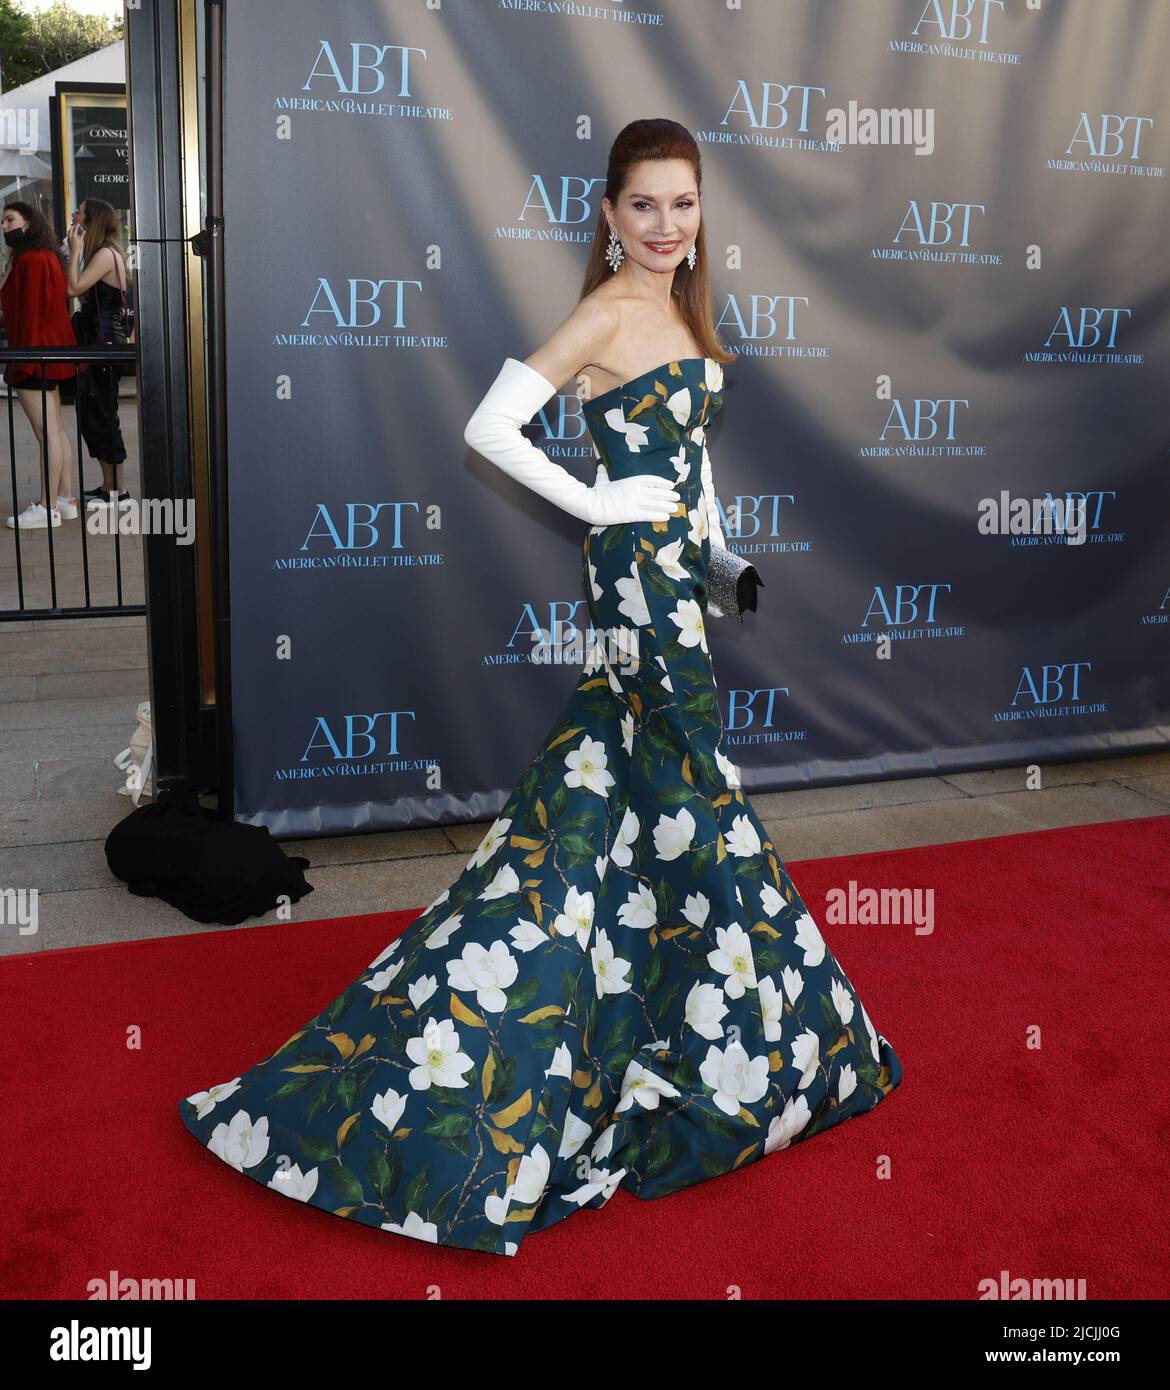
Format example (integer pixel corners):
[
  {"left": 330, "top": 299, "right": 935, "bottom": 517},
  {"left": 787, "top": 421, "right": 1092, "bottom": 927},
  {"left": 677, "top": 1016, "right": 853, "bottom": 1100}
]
[
  {"left": 605, "top": 228, "right": 625, "bottom": 273},
  {"left": 686, "top": 243, "right": 697, "bottom": 269}
]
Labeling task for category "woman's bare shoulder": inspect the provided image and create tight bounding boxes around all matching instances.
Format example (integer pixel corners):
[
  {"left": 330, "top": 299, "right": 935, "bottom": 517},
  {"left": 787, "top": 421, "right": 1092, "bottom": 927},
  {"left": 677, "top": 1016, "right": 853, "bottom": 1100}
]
[
  {"left": 522, "top": 293, "right": 621, "bottom": 393},
  {"left": 93, "top": 244, "right": 121, "bottom": 278}
]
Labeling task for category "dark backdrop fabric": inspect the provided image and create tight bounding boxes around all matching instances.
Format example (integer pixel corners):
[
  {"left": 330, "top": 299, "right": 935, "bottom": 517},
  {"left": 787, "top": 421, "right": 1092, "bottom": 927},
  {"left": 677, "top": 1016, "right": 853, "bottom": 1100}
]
[{"left": 222, "top": 0, "right": 1170, "bottom": 835}]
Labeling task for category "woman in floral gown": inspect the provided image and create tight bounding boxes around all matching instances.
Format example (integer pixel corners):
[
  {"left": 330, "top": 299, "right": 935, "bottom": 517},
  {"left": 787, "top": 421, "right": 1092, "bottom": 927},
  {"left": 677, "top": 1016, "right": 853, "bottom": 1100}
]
[{"left": 178, "top": 118, "right": 903, "bottom": 1256}]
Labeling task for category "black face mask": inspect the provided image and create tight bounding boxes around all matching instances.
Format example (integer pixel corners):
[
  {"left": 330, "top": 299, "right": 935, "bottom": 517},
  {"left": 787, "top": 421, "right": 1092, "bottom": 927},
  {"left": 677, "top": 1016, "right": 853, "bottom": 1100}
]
[{"left": 3, "top": 227, "right": 27, "bottom": 247}]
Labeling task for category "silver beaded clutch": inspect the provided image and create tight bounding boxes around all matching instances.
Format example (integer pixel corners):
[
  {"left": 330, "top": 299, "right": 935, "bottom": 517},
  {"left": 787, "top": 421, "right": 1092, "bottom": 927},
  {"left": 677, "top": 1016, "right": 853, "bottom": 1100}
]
[{"left": 706, "top": 542, "right": 763, "bottom": 621}]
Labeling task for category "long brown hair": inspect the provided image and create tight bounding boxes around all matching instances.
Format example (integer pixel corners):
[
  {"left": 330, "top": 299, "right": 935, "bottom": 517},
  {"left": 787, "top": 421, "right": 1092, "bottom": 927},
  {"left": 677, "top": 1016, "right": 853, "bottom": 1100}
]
[
  {"left": 2, "top": 201, "right": 61, "bottom": 260},
  {"left": 578, "top": 118, "right": 734, "bottom": 366},
  {"left": 80, "top": 198, "right": 125, "bottom": 284}
]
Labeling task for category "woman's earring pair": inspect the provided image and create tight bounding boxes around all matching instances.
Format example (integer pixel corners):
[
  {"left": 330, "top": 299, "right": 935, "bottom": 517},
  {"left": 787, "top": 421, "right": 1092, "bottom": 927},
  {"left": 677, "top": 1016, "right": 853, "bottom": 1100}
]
[{"left": 605, "top": 229, "right": 698, "bottom": 272}]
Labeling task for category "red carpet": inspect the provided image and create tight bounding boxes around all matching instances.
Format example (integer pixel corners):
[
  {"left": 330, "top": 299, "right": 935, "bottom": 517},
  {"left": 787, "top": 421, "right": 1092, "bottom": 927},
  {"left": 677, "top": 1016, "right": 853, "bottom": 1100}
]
[{"left": 2, "top": 814, "right": 1167, "bottom": 1300}]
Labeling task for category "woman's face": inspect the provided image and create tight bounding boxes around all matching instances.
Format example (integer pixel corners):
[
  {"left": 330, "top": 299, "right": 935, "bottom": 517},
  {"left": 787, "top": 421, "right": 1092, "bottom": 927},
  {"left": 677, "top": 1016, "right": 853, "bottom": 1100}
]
[
  {"left": 1, "top": 208, "right": 29, "bottom": 232},
  {"left": 73, "top": 206, "right": 87, "bottom": 227},
  {"left": 604, "top": 159, "right": 701, "bottom": 275}
]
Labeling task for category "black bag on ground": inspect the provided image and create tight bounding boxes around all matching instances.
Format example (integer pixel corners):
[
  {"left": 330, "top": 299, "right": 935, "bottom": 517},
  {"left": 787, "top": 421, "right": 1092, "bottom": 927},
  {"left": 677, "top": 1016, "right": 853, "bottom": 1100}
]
[{"left": 105, "top": 793, "right": 314, "bottom": 925}]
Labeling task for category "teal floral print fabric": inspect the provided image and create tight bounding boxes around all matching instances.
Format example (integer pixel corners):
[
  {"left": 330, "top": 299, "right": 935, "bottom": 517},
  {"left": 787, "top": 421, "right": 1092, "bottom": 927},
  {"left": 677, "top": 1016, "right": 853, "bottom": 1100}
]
[{"left": 179, "top": 356, "right": 903, "bottom": 1256}]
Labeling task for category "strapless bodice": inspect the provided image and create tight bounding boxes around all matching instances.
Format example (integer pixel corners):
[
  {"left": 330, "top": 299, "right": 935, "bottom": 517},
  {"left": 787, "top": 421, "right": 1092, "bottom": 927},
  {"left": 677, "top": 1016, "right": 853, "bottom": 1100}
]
[{"left": 581, "top": 356, "right": 725, "bottom": 499}]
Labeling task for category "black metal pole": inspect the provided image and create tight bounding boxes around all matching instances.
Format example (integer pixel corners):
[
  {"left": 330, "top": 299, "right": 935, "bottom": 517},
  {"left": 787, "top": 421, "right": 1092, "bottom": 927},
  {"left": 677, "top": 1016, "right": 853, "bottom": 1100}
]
[
  {"left": 124, "top": 0, "right": 204, "bottom": 800},
  {"left": 204, "top": 0, "right": 233, "bottom": 820}
]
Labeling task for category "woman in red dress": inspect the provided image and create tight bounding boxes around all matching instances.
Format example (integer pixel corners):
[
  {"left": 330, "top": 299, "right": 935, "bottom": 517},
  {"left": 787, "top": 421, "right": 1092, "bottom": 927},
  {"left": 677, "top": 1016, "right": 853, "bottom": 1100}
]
[{"left": 1, "top": 202, "right": 84, "bottom": 529}]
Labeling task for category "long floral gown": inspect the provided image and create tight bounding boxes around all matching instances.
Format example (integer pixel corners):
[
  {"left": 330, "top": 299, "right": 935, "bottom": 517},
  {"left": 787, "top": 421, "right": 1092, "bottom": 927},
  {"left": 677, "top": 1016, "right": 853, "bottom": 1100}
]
[{"left": 178, "top": 355, "right": 903, "bottom": 1255}]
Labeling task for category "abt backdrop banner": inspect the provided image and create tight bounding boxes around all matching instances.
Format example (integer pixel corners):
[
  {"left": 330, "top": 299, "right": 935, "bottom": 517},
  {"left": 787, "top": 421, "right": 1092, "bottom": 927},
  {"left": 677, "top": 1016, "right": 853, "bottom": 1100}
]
[{"left": 222, "top": 0, "right": 1170, "bottom": 837}]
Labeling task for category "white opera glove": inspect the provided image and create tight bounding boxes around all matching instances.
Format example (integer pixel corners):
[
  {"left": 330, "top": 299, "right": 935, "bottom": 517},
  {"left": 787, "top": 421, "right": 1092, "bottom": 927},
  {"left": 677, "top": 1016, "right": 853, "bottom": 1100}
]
[
  {"left": 700, "top": 441, "right": 727, "bottom": 548},
  {"left": 463, "top": 357, "right": 680, "bottom": 525}
]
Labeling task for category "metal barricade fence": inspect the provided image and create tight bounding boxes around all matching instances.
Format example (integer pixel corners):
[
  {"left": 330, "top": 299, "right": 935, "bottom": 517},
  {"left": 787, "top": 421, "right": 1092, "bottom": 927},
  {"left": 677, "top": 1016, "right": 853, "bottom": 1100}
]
[{"left": 1, "top": 343, "right": 141, "bottom": 620}]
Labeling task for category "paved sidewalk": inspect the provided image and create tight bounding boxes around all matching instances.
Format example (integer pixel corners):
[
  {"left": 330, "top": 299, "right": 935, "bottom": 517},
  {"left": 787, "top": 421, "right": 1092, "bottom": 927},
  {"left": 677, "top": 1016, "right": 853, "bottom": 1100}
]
[{"left": 2, "top": 613, "right": 1167, "bottom": 956}]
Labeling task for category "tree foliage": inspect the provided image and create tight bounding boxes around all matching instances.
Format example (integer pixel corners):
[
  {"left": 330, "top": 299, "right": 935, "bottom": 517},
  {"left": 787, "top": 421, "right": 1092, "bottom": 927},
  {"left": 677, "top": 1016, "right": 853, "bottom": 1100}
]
[{"left": 1, "top": 1, "right": 124, "bottom": 92}]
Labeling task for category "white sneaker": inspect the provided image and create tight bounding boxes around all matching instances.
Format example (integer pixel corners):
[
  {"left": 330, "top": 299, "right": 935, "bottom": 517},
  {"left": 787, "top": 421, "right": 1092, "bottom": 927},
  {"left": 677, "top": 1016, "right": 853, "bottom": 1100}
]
[
  {"left": 6, "top": 501, "right": 61, "bottom": 529},
  {"left": 56, "top": 494, "right": 79, "bottom": 520}
]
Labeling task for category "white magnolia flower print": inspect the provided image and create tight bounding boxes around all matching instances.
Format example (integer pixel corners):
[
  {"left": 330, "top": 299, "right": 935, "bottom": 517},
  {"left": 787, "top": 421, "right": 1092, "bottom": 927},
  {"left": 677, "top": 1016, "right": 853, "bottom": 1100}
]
[
  {"left": 654, "top": 534, "right": 689, "bottom": 580},
  {"left": 794, "top": 910, "right": 827, "bottom": 966},
  {"left": 603, "top": 407, "right": 651, "bottom": 452},
  {"left": 546, "top": 1042, "right": 573, "bottom": 1078},
  {"left": 558, "top": 1108, "right": 593, "bottom": 1158},
  {"left": 707, "top": 922, "right": 758, "bottom": 998},
  {"left": 564, "top": 733, "right": 615, "bottom": 797},
  {"left": 587, "top": 558, "right": 599, "bottom": 598},
  {"left": 562, "top": 1163, "right": 628, "bottom": 1207},
  {"left": 268, "top": 1163, "right": 318, "bottom": 1202},
  {"left": 715, "top": 747, "right": 741, "bottom": 788},
  {"left": 483, "top": 1193, "right": 509, "bottom": 1226},
  {"left": 408, "top": 974, "right": 437, "bottom": 1009},
  {"left": 655, "top": 653, "right": 674, "bottom": 692},
  {"left": 446, "top": 940, "right": 519, "bottom": 1012},
  {"left": 480, "top": 864, "right": 521, "bottom": 901},
  {"left": 185, "top": 1077, "right": 240, "bottom": 1120},
  {"left": 406, "top": 1017, "right": 475, "bottom": 1090},
  {"left": 703, "top": 357, "right": 724, "bottom": 392},
  {"left": 509, "top": 918, "right": 546, "bottom": 953},
  {"left": 425, "top": 911, "right": 464, "bottom": 950},
  {"left": 591, "top": 928, "right": 632, "bottom": 998},
  {"left": 207, "top": 1109, "right": 269, "bottom": 1171},
  {"left": 614, "top": 560, "right": 652, "bottom": 626},
  {"left": 381, "top": 1211, "right": 438, "bottom": 1243},
  {"left": 782, "top": 964, "right": 805, "bottom": 1005},
  {"left": 684, "top": 980, "right": 728, "bottom": 1040},
  {"left": 668, "top": 597, "right": 707, "bottom": 653},
  {"left": 859, "top": 998, "right": 881, "bottom": 1064},
  {"left": 620, "top": 710, "right": 634, "bottom": 755},
  {"left": 760, "top": 883, "right": 786, "bottom": 918},
  {"left": 590, "top": 1122, "right": 617, "bottom": 1163},
  {"left": 553, "top": 885, "right": 595, "bottom": 951},
  {"left": 513, "top": 1146, "right": 552, "bottom": 1204},
  {"left": 581, "top": 632, "right": 603, "bottom": 677},
  {"left": 791, "top": 1028, "right": 821, "bottom": 1091},
  {"left": 681, "top": 891, "right": 710, "bottom": 929},
  {"left": 653, "top": 805, "right": 696, "bottom": 861},
  {"left": 615, "top": 1059, "right": 682, "bottom": 1113},
  {"left": 669, "top": 446, "right": 690, "bottom": 483},
  {"left": 365, "top": 956, "right": 405, "bottom": 993},
  {"left": 664, "top": 386, "right": 693, "bottom": 426},
  {"left": 484, "top": 1143, "right": 552, "bottom": 1225},
  {"left": 611, "top": 805, "right": 640, "bottom": 867},
  {"left": 617, "top": 881, "right": 658, "bottom": 931},
  {"left": 371, "top": 1086, "right": 408, "bottom": 1134},
  {"left": 699, "top": 1040, "right": 770, "bottom": 1117},
  {"left": 687, "top": 503, "right": 708, "bottom": 547},
  {"left": 830, "top": 976, "right": 856, "bottom": 1026},
  {"left": 838, "top": 1063, "right": 858, "bottom": 1104},
  {"left": 725, "top": 813, "right": 762, "bottom": 858},
  {"left": 470, "top": 815, "right": 511, "bottom": 868},
  {"left": 764, "top": 1094, "right": 812, "bottom": 1153},
  {"left": 758, "top": 974, "right": 784, "bottom": 1041}
]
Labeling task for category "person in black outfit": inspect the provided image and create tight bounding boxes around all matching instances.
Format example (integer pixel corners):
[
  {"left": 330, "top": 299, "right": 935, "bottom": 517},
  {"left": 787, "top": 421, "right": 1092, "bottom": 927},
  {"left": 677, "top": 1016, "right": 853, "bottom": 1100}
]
[{"left": 65, "top": 199, "right": 130, "bottom": 507}]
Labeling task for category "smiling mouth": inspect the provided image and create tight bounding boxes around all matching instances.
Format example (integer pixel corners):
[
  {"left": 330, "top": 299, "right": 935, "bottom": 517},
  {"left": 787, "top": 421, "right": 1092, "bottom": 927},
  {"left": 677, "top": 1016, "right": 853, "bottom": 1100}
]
[{"left": 646, "top": 241, "right": 680, "bottom": 253}]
